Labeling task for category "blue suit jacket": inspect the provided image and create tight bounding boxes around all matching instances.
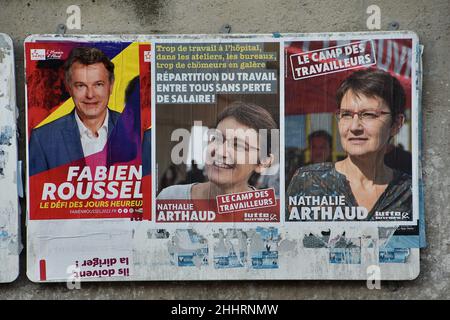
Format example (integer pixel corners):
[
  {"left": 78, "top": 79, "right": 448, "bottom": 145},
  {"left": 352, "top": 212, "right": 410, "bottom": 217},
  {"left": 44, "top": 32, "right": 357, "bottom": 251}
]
[{"left": 29, "top": 109, "right": 121, "bottom": 176}]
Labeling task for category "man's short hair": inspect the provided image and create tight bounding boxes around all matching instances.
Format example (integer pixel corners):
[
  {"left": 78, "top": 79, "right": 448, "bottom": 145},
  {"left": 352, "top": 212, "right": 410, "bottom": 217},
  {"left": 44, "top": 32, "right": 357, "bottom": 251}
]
[
  {"left": 63, "top": 47, "right": 115, "bottom": 83},
  {"left": 335, "top": 68, "right": 406, "bottom": 121},
  {"left": 308, "top": 130, "right": 332, "bottom": 147}
]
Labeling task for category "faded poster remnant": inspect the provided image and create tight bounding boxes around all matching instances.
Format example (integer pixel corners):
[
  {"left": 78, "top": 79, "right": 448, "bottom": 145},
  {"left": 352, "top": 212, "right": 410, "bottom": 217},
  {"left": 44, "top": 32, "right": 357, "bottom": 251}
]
[{"left": 0, "top": 33, "right": 19, "bottom": 283}]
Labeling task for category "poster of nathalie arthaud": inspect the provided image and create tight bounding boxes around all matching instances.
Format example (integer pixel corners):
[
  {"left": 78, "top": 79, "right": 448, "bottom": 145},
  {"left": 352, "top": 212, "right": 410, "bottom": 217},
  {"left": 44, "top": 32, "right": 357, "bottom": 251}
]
[
  {"left": 26, "top": 32, "right": 424, "bottom": 281},
  {"left": 283, "top": 32, "right": 424, "bottom": 279}
]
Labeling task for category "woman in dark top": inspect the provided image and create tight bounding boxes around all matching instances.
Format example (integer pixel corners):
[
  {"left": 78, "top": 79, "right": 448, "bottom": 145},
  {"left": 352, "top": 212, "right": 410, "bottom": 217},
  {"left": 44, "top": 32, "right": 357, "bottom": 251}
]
[{"left": 287, "top": 69, "right": 412, "bottom": 221}]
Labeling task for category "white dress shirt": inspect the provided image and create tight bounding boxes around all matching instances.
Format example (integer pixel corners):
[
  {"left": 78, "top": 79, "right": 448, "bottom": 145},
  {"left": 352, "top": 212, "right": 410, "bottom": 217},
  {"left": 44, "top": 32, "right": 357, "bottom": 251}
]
[{"left": 74, "top": 110, "right": 109, "bottom": 157}]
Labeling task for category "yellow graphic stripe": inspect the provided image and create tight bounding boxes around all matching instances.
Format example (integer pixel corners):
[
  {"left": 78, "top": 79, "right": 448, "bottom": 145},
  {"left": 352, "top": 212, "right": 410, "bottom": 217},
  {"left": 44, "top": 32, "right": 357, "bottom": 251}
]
[{"left": 35, "top": 42, "right": 140, "bottom": 128}]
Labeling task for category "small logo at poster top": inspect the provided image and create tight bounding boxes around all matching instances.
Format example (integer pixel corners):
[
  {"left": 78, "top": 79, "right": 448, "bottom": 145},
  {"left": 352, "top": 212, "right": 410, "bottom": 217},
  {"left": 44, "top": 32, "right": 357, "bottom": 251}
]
[
  {"left": 47, "top": 50, "right": 64, "bottom": 60},
  {"left": 30, "top": 49, "right": 46, "bottom": 61},
  {"left": 144, "top": 51, "right": 151, "bottom": 62}
]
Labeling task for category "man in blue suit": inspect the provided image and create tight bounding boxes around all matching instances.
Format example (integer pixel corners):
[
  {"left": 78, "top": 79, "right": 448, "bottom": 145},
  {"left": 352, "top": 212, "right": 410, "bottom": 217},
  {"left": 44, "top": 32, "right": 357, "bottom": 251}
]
[{"left": 29, "top": 47, "right": 121, "bottom": 176}]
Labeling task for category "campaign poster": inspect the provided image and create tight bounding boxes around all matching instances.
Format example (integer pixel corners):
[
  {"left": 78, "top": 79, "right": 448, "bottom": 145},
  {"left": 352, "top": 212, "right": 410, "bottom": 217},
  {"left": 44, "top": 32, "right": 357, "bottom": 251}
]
[
  {"left": 150, "top": 37, "right": 283, "bottom": 277},
  {"left": 0, "top": 33, "right": 20, "bottom": 283},
  {"left": 282, "top": 32, "right": 422, "bottom": 279},
  {"left": 154, "top": 39, "right": 281, "bottom": 224},
  {"left": 25, "top": 36, "right": 151, "bottom": 282}
]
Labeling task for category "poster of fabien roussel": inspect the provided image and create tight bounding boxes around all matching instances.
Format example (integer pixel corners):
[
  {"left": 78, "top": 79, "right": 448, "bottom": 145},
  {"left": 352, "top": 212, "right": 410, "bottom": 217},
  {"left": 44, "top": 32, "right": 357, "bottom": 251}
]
[{"left": 25, "top": 36, "right": 151, "bottom": 281}]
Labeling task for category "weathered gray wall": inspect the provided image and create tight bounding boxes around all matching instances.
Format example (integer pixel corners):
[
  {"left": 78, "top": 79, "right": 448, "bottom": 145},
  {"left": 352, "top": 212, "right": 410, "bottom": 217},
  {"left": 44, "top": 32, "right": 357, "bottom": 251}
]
[{"left": 0, "top": 0, "right": 449, "bottom": 299}]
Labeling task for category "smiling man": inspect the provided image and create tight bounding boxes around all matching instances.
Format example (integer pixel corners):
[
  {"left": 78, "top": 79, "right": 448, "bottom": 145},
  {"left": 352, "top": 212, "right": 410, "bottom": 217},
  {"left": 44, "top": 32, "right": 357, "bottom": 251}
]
[{"left": 29, "top": 47, "right": 121, "bottom": 175}]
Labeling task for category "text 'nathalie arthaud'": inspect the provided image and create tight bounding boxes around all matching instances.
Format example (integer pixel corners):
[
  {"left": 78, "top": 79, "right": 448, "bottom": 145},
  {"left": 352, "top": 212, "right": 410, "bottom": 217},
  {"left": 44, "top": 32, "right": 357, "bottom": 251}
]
[{"left": 288, "top": 195, "right": 369, "bottom": 221}]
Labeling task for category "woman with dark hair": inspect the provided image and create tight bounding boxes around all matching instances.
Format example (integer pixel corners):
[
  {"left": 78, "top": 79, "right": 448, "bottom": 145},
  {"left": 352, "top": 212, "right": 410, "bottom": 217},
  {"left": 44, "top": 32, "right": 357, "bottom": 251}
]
[
  {"left": 287, "top": 69, "right": 411, "bottom": 221},
  {"left": 158, "top": 101, "right": 278, "bottom": 199}
]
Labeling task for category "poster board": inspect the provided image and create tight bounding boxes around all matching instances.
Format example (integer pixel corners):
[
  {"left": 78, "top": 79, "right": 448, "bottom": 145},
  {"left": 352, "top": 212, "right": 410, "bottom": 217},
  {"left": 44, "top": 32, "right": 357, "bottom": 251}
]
[
  {"left": 26, "top": 32, "right": 423, "bottom": 282},
  {"left": 0, "top": 33, "right": 20, "bottom": 283}
]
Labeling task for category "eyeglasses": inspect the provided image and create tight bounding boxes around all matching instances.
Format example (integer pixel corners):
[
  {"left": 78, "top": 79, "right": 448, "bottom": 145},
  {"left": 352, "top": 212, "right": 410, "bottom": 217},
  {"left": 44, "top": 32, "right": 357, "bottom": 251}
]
[
  {"left": 208, "top": 134, "right": 260, "bottom": 153},
  {"left": 335, "top": 110, "right": 391, "bottom": 123}
]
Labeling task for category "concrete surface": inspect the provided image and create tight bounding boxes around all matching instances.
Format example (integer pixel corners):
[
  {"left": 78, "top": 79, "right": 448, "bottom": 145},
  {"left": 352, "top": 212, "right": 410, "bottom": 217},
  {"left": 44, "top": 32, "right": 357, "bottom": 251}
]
[{"left": 0, "top": 0, "right": 449, "bottom": 299}]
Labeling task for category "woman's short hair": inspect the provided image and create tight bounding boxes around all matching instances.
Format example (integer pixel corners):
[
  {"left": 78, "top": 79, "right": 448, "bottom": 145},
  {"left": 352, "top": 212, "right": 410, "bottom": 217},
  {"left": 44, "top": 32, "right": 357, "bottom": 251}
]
[
  {"left": 216, "top": 101, "right": 278, "bottom": 157},
  {"left": 336, "top": 68, "right": 406, "bottom": 121}
]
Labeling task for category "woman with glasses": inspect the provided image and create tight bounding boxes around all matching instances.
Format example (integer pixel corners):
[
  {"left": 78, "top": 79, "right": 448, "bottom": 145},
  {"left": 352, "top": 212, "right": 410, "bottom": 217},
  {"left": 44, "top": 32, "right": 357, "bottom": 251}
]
[
  {"left": 158, "top": 101, "right": 277, "bottom": 200},
  {"left": 287, "top": 69, "right": 411, "bottom": 221}
]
